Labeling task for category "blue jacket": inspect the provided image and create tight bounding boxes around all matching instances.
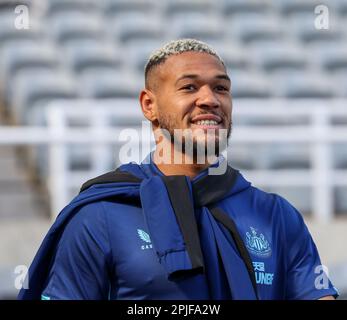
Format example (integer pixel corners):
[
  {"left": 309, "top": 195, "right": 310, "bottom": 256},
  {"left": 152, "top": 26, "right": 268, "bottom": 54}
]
[{"left": 18, "top": 156, "right": 338, "bottom": 300}]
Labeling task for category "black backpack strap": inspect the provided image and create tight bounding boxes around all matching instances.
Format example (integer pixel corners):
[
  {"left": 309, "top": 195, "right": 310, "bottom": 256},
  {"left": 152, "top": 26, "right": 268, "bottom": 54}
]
[
  {"left": 161, "top": 175, "right": 205, "bottom": 273},
  {"left": 208, "top": 205, "right": 259, "bottom": 300},
  {"left": 80, "top": 168, "right": 142, "bottom": 193}
]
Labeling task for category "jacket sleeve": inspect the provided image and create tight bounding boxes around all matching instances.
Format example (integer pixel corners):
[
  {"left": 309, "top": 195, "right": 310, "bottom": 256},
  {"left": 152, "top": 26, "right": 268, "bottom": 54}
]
[
  {"left": 279, "top": 196, "right": 339, "bottom": 300},
  {"left": 41, "top": 201, "right": 112, "bottom": 300}
]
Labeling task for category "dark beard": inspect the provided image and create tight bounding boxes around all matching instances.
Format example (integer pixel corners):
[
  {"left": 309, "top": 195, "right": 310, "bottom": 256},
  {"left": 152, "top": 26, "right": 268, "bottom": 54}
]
[
  {"left": 177, "top": 127, "right": 231, "bottom": 161},
  {"left": 157, "top": 113, "right": 232, "bottom": 160}
]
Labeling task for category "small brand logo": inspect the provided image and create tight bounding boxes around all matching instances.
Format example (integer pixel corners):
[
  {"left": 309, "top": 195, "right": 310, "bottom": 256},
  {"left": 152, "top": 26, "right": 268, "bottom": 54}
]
[
  {"left": 137, "top": 229, "right": 153, "bottom": 250},
  {"left": 246, "top": 227, "right": 271, "bottom": 257}
]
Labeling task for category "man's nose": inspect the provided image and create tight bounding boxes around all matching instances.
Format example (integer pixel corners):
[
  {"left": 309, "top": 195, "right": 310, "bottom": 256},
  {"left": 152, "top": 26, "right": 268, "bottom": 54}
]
[{"left": 196, "top": 86, "right": 220, "bottom": 108}]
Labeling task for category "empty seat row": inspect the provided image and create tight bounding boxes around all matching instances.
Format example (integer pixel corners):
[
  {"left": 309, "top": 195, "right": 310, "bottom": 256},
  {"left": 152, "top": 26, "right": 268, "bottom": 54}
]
[
  {"left": 3, "top": 0, "right": 347, "bottom": 27},
  {"left": 38, "top": 0, "right": 347, "bottom": 17},
  {"left": 1, "top": 9, "right": 346, "bottom": 50},
  {"left": 3, "top": 63, "right": 346, "bottom": 126}
]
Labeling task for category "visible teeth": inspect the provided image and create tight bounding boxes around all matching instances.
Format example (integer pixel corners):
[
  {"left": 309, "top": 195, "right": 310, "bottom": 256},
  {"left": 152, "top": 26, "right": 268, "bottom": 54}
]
[{"left": 195, "top": 120, "right": 218, "bottom": 126}]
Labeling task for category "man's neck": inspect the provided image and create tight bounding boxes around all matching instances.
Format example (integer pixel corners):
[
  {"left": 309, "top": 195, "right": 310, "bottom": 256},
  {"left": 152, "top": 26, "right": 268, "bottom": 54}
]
[{"left": 152, "top": 148, "right": 211, "bottom": 179}]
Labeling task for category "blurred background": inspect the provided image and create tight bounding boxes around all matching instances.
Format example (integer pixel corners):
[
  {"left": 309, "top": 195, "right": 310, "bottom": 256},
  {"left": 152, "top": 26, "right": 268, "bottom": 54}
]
[{"left": 0, "top": 0, "right": 346, "bottom": 299}]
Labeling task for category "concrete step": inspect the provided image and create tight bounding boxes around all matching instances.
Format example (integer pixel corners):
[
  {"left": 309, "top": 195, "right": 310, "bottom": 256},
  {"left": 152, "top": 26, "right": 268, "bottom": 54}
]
[
  {"left": 0, "top": 165, "right": 30, "bottom": 181},
  {"left": 0, "top": 217, "right": 51, "bottom": 299},
  {"left": 0, "top": 146, "right": 17, "bottom": 156},
  {"left": 0, "top": 144, "right": 50, "bottom": 219},
  {"left": 0, "top": 180, "right": 39, "bottom": 193},
  {"left": 0, "top": 193, "right": 48, "bottom": 219},
  {"left": 0, "top": 147, "right": 33, "bottom": 182}
]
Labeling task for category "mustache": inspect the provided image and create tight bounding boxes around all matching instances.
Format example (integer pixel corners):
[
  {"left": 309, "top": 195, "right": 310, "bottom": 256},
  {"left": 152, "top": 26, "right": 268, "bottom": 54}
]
[{"left": 190, "top": 111, "right": 229, "bottom": 122}]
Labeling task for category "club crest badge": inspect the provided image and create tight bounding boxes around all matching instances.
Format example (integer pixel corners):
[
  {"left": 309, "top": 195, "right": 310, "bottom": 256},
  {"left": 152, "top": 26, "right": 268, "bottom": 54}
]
[{"left": 246, "top": 227, "right": 271, "bottom": 258}]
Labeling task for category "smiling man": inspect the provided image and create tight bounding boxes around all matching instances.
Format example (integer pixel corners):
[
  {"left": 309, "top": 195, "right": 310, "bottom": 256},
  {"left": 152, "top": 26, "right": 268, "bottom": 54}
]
[
  {"left": 18, "top": 39, "right": 338, "bottom": 300},
  {"left": 141, "top": 44, "right": 232, "bottom": 177}
]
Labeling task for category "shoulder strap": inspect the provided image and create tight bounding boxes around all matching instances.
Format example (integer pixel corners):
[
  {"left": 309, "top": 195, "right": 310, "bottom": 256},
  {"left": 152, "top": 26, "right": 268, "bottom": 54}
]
[
  {"left": 208, "top": 205, "right": 259, "bottom": 299},
  {"left": 80, "top": 168, "right": 142, "bottom": 193}
]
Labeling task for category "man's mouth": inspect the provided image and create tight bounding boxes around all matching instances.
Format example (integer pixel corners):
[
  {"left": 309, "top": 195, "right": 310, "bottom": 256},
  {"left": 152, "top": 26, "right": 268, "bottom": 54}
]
[{"left": 190, "top": 114, "right": 223, "bottom": 129}]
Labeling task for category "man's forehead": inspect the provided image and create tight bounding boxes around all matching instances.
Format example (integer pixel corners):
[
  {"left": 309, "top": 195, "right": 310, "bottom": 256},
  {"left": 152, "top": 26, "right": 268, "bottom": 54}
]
[
  {"left": 166, "top": 51, "right": 225, "bottom": 71},
  {"left": 158, "top": 51, "right": 226, "bottom": 79}
]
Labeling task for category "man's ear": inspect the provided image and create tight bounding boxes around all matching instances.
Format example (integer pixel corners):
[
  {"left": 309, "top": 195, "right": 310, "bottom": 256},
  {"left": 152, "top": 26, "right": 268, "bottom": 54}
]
[{"left": 139, "top": 89, "right": 158, "bottom": 122}]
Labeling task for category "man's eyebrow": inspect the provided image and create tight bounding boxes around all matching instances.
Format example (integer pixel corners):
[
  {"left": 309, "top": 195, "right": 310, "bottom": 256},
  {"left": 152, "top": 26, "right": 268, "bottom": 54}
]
[
  {"left": 175, "top": 74, "right": 198, "bottom": 85},
  {"left": 216, "top": 74, "right": 231, "bottom": 82},
  {"left": 175, "top": 73, "right": 231, "bottom": 85}
]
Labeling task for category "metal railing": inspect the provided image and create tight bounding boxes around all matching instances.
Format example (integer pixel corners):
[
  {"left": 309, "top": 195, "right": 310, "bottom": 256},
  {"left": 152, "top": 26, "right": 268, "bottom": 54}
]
[{"left": 0, "top": 98, "right": 346, "bottom": 221}]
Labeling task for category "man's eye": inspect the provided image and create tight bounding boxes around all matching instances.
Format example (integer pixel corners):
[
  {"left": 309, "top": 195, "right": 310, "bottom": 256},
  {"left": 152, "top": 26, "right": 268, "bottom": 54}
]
[
  {"left": 216, "top": 85, "right": 229, "bottom": 92},
  {"left": 181, "top": 84, "right": 196, "bottom": 91}
]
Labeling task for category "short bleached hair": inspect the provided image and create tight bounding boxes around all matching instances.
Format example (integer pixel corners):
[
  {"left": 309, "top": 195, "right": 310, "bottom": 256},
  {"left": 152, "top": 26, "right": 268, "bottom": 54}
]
[{"left": 144, "top": 38, "right": 225, "bottom": 88}]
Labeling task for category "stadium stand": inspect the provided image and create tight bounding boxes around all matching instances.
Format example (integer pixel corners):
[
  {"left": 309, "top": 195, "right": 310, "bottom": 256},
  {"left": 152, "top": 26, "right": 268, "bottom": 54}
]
[
  {"left": 79, "top": 69, "right": 142, "bottom": 98},
  {"left": 222, "top": 0, "right": 271, "bottom": 16},
  {"left": 109, "top": 13, "right": 164, "bottom": 44},
  {"left": 63, "top": 40, "right": 122, "bottom": 74},
  {"left": 228, "top": 70, "right": 272, "bottom": 98},
  {"left": 275, "top": 0, "right": 328, "bottom": 16},
  {"left": 250, "top": 43, "right": 308, "bottom": 73},
  {"left": 0, "top": 41, "right": 61, "bottom": 104},
  {"left": 0, "top": 0, "right": 346, "bottom": 299},
  {"left": 227, "top": 14, "right": 284, "bottom": 44},
  {"left": 164, "top": 0, "right": 216, "bottom": 16},
  {"left": 169, "top": 13, "right": 223, "bottom": 43},
  {"left": 48, "top": 12, "right": 106, "bottom": 45},
  {"left": 45, "top": 0, "right": 101, "bottom": 16},
  {"left": 104, "top": 0, "right": 158, "bottom": 17},
  {"left": 11, "top": 69, "right": 78, "bottom": 124},
  {"left": 272, "top": 71, "right": 337, "bottom": 98}
]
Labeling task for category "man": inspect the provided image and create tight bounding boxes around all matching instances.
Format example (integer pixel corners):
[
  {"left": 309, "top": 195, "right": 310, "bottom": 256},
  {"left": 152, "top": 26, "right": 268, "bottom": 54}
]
[{"left": 18, "top": 39, "right": 338, "bottom": 300}]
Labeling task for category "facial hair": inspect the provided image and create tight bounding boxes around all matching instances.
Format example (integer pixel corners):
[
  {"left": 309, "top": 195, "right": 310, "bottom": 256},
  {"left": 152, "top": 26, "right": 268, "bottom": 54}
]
[{"left": 156, "top": 111, "right": 232, "bottom": 158}]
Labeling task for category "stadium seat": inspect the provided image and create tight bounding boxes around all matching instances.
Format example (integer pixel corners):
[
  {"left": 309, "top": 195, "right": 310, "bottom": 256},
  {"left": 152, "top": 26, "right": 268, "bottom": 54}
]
[
  {"left": 62, "top": 40, "right": 122, "bottom": 74},
  {"left": 266, "top": 144, "right": 311, "bottom": 170},
  {"left": 289, "top": 13, "right": 343, "bottom": 44},
  {"left": 67, "top": 144, "right": 92, "bottom": 171},
  {"left": 215, "top": 45, "right": 252, "bottom": 72},
  {"left": 164, "top": 0, "right": 216, "bottom": 16},
  {"left": 250, "top": 43, "right": 308, "bottom": 73},
  {"left": 335, "top": 187, "right": 347, "bottom": 214},
  {"left": 330, "top": 72, "right": 347, "bottom": 97},
  {"left": 228, "top": 70, "right": 272, "bottom": 98},
  {"left": 0, "top": 0, "right": 34, "bottom": 11},
  {"left": 272, "top": 71, "right": 337, "bottom": 99},
  {"left": 227, "top": 144, "right": 256, "bottom": 170},
  {"left": 104, "top": 0, "right": 159, "bottom": 17},
  {"left": 48, "top": 12, "right": 105, "bottom": 45},
  {"left": 107, "top": 13, "right": 164, "bottom": 44},
  {"left": 0, "top": 15, "right": 44, "bottom": 45},
  {"left": 226, "top": 14, "right": 284, "bottom": 44},
  {"left": 312, "top": 44, "right": 347, "bottom": 73},
  {"left": 333, "top": 143, "right": 347, "bottom": 169},
  {"left": 0, "top": 41, "right": 60, "bottom": 101},
  {"left": 276, "top": 0, "right": 325, "bottom": 16},
  {"left": 45, "top": 0, "right": 102, "bottom": 16},
  {"left": 222, "top": 0, "right": 271, "bottom": 16},
  {"left": 10, "top": 69, "right": 78, "bottom": 124},
  {"left": 169, "top": 13, "right": 223, "bottom": 43},
  {"left": 331, "top": 0, "right": 347, "bottom": 15},
  {"left": 332, "top": 134, "right": 347, "bottom": 215},
  {"left": 78, "top": 69, "right": 142, "bottom": 99},
  {"left": 124, "top": 39, "right": 165, "bottom": 73}
]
